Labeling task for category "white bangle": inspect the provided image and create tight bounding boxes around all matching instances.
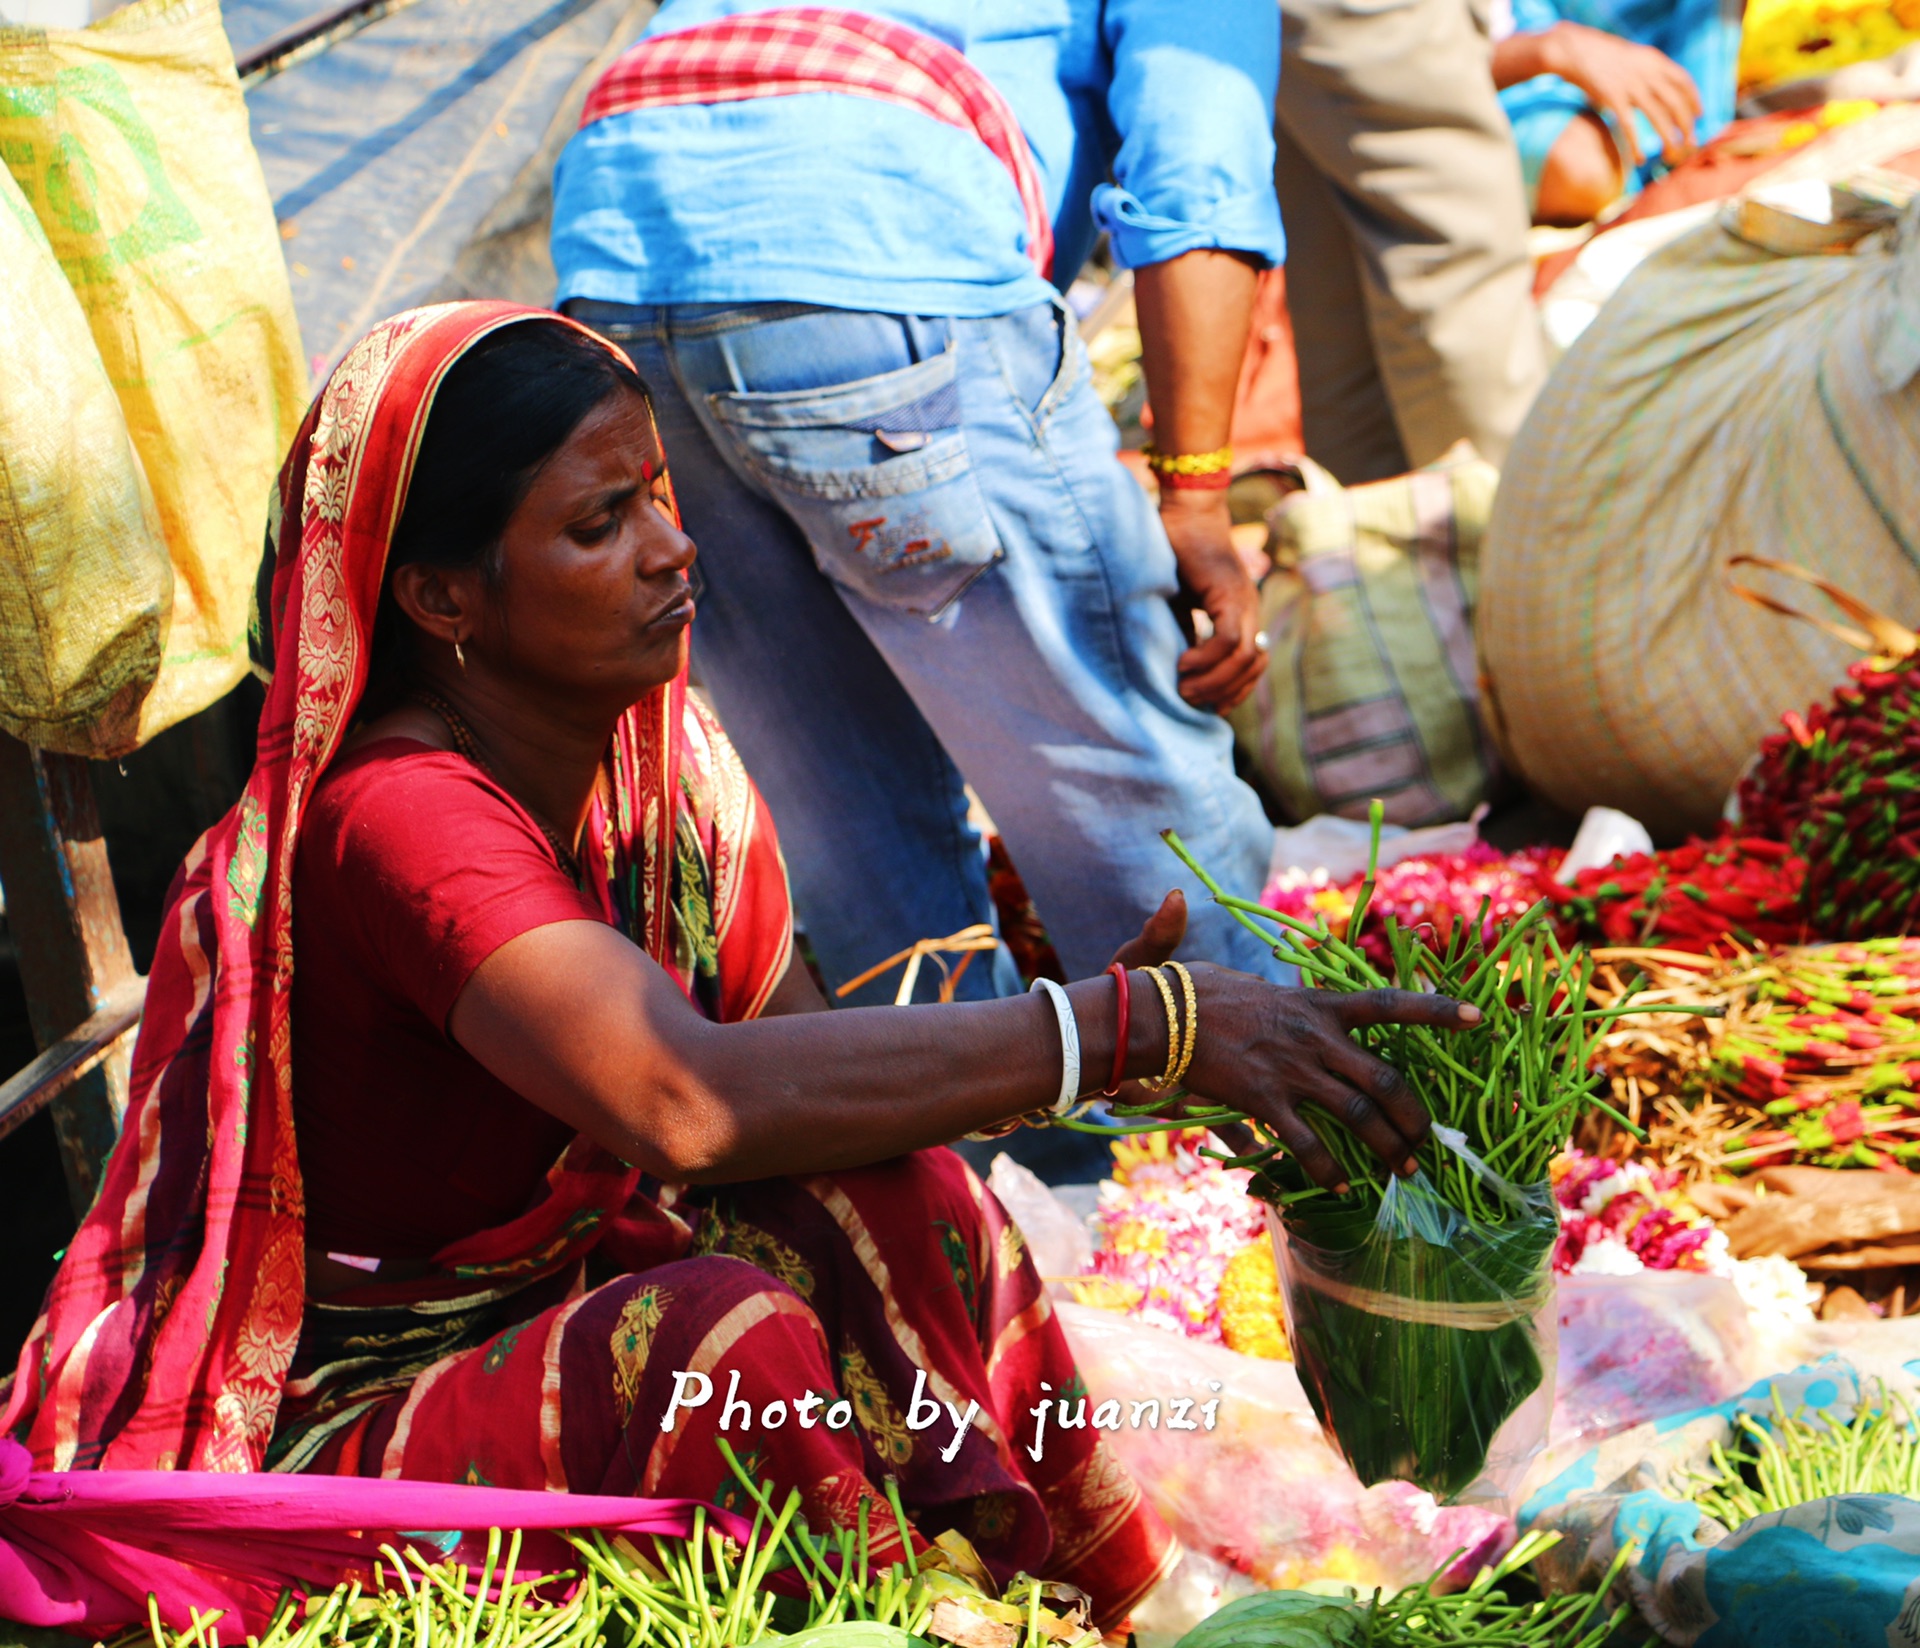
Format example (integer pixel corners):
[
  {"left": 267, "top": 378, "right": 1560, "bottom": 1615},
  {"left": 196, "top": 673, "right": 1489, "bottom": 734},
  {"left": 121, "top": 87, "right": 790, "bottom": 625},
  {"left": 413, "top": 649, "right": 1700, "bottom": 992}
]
[{"left": 1030, "top": 977, "right": 1081, "bottom": 1115}]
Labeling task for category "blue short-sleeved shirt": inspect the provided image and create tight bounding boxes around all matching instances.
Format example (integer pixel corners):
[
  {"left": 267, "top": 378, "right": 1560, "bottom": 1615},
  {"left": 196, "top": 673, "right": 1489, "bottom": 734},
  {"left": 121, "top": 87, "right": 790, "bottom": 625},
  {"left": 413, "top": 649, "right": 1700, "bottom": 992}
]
[{"left": 550, "top": 0, "right": 1285, "bottom": 316}]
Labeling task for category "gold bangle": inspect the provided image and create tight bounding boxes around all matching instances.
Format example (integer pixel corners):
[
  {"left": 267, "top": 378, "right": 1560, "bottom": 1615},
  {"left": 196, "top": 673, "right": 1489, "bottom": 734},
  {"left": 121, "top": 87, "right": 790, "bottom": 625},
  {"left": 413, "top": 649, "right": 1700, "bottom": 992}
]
[
  {"left": 1164, "top": 960, "right": 1198, "bottom": 1087},
  {"left": 1138, "top": 965, "right": 1181, "bottom": 1092},
  {"left": 1143, "top": 444, "right": 1233, "bottom": 477}
]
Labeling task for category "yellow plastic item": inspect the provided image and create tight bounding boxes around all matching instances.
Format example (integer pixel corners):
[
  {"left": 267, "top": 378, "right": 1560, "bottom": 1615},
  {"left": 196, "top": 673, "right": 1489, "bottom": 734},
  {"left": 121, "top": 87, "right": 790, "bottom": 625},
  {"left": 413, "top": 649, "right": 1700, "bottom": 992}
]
[
  {"left": 0, "top": 0, "right": 306, "bottom": 755},
  {"left": 0, "top": 161, "right": 170, "bottom": 754}
]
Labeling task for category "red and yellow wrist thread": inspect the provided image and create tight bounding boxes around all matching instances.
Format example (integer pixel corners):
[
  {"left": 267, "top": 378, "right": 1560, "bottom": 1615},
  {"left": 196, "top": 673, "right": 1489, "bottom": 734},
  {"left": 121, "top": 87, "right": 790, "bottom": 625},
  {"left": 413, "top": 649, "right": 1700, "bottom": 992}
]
[{"left": 1143, "top": 443, "right": 1233, "bottom": 493}]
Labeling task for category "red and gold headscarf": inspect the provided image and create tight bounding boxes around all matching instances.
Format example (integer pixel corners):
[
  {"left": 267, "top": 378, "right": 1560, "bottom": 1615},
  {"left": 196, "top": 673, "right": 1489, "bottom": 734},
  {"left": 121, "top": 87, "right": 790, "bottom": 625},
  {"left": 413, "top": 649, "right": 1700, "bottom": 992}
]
[{"left": 4, "top": 302, "right": 793, "bottom": 1472}]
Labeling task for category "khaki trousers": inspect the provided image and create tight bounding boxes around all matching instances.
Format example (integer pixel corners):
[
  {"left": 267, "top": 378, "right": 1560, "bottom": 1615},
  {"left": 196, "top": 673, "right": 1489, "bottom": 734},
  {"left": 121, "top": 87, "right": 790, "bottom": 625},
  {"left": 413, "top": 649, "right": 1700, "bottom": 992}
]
[{"left": 1275, "top": 0, "right": 1547, "bottom": 482}]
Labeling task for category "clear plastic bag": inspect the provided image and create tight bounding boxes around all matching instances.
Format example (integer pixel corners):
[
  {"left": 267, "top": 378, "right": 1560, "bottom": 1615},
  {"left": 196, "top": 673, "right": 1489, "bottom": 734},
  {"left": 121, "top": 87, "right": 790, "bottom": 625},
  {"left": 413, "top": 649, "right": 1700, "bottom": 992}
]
[
  {"left": 985, "top": 1153, "right": 1092, "bottom": 1284},
  {"left": 1268, "top": 1156, "right": 1559, "bottom": 1510},
  {"left": 1052, "top": 1303, "right": 1511, "bottom": 1597},
  {"left": 1553, "top": 1270, "right": 1756, "bottom": 1447}
]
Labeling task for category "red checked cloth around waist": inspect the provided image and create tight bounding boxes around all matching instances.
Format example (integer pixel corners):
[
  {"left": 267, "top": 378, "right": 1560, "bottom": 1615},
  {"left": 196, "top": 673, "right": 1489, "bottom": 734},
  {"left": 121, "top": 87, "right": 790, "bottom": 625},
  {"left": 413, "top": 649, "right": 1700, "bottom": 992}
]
[{"left": 580, "top": 5, "right": 1054, "bottom": 277}]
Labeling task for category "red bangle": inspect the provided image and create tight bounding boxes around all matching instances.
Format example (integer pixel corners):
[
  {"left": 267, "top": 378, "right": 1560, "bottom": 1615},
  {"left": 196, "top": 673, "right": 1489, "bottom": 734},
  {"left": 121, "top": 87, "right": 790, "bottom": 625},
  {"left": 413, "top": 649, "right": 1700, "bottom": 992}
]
[
  {"left": 1103, "top": 963, "right": 1130, "bottom": 1097},
  {"left": 1154, "top": 468, "right": 1232, "bottom": 492}
]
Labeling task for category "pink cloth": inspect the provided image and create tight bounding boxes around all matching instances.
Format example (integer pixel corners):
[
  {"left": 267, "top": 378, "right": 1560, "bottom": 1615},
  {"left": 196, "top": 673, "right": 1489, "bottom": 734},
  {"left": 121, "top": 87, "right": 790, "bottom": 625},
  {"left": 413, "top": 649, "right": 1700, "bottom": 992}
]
[{"left": 0, "top": 1437, "right": 748, "bottom": 1635}]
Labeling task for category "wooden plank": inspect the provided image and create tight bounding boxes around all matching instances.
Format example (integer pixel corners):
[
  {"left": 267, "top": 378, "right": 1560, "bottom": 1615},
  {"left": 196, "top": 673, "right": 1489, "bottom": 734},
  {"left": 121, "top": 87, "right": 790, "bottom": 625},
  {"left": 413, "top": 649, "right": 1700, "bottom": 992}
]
[
  {"left": 0, "top": 981, "right": 147, "bottom": 1146},
  {"left": 0, "top": 735, "right": 139, "bottom": 1212}
]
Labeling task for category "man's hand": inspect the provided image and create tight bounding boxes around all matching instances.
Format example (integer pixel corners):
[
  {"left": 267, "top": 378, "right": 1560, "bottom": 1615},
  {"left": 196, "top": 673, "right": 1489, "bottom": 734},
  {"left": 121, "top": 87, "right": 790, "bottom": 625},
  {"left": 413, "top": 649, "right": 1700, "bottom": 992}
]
[
  {"left": 1495, "top": 22, "right": 1702, "bottom": 169},
  {"left": 1547, "top": 23, "right": 1701, "bottom": 168},
  {"left": 1163, "top": 491, "right": 1265, "bottom": 712},
  {"left": 1133, "top": 247, "right": 1266, "bottom": 715}
]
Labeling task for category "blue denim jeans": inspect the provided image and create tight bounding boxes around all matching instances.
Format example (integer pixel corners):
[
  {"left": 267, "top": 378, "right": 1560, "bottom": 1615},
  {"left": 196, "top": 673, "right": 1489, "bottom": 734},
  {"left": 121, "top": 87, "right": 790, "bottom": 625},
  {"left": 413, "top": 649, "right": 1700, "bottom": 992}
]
[{"left": 568, "top": 297, "right": 1285, "bottom": 1005}]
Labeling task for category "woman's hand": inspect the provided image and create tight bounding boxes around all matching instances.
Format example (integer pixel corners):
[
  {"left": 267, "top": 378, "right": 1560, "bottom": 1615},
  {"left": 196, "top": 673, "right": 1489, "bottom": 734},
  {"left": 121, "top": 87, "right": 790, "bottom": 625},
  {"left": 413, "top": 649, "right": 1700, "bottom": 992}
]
[
  {"left": 1108, "top": 887, "right": 1189, "bottom": 970},
  {"left": 1107, "top": 889, "right": 1478, "bottom": 1188},
  {"left": 1180, "top": 965, "right": 1481, "bottom": 1191}
]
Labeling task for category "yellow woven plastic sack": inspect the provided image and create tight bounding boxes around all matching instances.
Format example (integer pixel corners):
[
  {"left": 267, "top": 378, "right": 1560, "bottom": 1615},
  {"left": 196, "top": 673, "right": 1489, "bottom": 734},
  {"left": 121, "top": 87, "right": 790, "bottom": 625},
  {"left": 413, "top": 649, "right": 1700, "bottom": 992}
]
[
  {"left": 0, "top": 161, "right": 170, "bottom": 754},
  {"left": 1230, "top": 454, "right": 1501, "bottom": 827},
  {"left": 0, "top": 0, "right": 305, "bottom": 755},
  {"left": 1481, "top": 125, "right": 1920, "bottom": 840}
]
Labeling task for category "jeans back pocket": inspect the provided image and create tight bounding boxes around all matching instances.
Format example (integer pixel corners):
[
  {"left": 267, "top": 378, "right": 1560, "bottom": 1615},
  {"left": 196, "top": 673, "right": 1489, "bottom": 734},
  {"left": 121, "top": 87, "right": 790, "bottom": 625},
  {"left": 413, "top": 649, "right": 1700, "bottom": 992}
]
[{"left": 707, "top": 346, "right": 1003, "bottom": 618}]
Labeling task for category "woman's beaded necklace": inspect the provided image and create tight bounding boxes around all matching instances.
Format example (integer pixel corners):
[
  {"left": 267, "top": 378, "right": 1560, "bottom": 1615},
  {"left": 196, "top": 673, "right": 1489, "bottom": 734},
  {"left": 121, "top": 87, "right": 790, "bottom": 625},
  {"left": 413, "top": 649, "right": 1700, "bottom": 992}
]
[{"left": 412, "top": 690, "right": 587, "bottom": 885}]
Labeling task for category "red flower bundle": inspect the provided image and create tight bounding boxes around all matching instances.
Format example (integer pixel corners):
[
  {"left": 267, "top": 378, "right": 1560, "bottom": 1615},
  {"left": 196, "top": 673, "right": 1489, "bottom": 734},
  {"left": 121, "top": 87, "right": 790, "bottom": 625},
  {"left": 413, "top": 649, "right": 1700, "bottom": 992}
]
[
  {"left": 1738, "top": 653, "right": 1920, "bottom": 939},
  {"left": 1552, "top": 835, "right": 1811, "bottom": 956}
]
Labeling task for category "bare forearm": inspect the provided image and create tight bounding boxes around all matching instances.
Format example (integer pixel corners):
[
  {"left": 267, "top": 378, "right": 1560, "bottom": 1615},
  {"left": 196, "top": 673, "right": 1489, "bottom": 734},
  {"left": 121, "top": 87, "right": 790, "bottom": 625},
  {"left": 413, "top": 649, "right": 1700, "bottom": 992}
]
[
  {"left": 1132, "top": 248, "right": 1260, "bottom": 454},
  {"left": 1491, "top": 29, "right": 1558, "bottom": 89},
  {"left": 635, "top": 978, "right": 1157, "bottom": 1181},
  {"left": 1131, "top": 249, "right": 1268, "bottom": 712},
  {"left": 455, "top": 919, "right": 1481, "bottom": 1196},
  {"left": 453, "top": 925, "right": 1167, "bottom": 1183}
]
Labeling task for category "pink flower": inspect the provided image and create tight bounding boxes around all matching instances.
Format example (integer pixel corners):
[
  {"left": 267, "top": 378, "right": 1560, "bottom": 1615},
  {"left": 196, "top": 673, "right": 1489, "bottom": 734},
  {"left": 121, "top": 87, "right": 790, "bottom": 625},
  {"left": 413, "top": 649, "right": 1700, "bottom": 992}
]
[
  {"left": 1549, "top": 1148, "right": 1721, "bottom": 1275},
  {"left": 1261, "top": 845, "right": 1567, "bottom": 970},
  {"left": 1084, "top": 1137, "right": 1267, "bottom": 1342}
]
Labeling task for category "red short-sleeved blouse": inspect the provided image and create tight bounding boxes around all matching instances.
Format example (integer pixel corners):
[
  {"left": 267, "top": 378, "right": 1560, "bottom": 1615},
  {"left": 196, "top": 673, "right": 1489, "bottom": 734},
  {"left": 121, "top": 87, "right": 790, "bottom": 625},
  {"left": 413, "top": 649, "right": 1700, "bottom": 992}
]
[{"left": 291, "top": 737, "right": 608, "bottom": 1259}]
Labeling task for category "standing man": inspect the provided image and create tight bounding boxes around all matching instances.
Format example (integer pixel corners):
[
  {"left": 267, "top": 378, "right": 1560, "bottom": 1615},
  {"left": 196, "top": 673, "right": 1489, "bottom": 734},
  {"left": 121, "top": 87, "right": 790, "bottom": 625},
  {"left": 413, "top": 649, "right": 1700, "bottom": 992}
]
[
  {"left": 552, "top": 1, "right": 1288, "bottom": 1003},
  {"left": 1272, "top": 0, "right": 1549, "bottom": 482}
]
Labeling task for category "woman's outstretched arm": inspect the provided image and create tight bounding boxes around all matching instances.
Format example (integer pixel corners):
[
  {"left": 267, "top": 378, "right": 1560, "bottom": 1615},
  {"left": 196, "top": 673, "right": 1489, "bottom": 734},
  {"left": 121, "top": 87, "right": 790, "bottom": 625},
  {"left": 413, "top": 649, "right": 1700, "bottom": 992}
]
[{"left": 449, "top": 890, "right": 1479, "bottom": 1186}]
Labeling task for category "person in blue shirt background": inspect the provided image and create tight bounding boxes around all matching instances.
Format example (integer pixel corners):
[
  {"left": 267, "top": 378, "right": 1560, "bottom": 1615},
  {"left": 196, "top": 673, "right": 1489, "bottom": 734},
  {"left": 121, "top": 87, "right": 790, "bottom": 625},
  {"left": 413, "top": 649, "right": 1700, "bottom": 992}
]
[
  {"left": 1491, "top": 0, "right": 1743, "bottom": 224},
  {"left": 552, "top": 0, "right": 1292, "bottom": 1038}
]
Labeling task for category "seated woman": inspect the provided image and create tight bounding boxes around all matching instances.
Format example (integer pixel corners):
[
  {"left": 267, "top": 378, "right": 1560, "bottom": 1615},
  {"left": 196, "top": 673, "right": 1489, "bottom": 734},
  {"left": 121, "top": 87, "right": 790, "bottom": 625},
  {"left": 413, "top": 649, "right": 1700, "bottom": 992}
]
[
  {"left": 3, "top": 303, "right": 1476, "bottom": 1629},
  {"left": 1492, "top": 0, "right": 1740, "bottom": 225}
]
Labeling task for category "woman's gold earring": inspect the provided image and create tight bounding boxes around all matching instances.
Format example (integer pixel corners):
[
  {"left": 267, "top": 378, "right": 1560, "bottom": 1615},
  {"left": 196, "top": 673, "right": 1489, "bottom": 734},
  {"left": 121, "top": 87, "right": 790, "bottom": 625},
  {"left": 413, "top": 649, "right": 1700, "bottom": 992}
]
[{"left": 454, "top": 639, "right": 467, "bottom": 671}]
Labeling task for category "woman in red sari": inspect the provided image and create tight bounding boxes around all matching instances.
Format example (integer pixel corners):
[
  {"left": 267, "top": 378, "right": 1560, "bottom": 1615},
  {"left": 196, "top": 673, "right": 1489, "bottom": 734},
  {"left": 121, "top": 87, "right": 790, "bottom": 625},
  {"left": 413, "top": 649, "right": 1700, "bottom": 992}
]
[{"left": 3, "top": 304, "right": 1476, "bottom": 1628}]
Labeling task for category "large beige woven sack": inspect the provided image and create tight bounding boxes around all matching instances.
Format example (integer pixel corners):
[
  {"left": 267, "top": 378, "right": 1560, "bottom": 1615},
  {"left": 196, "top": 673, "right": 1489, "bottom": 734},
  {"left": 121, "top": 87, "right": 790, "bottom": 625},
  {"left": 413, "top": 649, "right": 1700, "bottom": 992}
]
[
  {"left": 1482, "top": 179, "right": 1920, "bottom": 838},
  {"left": 0, "top": 162, "right": 170, "bottom": 754},
  {"left": 0, "top": 0, "right": 305, "bottom": 755}
]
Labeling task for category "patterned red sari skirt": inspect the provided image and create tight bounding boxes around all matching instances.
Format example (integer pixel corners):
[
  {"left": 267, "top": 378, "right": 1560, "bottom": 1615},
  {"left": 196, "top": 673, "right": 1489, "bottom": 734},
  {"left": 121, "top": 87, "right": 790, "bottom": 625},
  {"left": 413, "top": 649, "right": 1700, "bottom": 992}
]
[{"left": 271, "top": 1149, "right": 1173, "bottom": 1628}]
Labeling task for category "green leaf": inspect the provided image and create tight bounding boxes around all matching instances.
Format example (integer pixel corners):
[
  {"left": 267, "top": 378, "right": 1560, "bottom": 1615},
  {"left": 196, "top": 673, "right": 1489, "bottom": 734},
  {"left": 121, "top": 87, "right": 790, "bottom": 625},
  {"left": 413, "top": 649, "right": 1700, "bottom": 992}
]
[{"left": 1172, "top": 1591, "right": 1364, "bottom": 1648}]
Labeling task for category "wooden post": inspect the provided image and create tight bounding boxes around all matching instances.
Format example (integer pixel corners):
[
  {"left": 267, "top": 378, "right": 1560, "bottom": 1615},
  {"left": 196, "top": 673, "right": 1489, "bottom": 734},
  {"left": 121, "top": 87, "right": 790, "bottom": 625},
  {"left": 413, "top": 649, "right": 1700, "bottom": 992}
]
[{"left": 0, "top": 734, "right": 137, "bottom": 1213}]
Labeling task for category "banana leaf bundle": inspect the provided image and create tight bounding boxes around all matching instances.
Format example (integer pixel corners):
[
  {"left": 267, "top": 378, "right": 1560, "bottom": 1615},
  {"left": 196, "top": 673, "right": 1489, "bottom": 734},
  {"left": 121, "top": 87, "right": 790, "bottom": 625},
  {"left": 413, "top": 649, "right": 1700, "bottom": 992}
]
[{"left": 1125, "top": 813, "right": 1709, "bottom": 1503}]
